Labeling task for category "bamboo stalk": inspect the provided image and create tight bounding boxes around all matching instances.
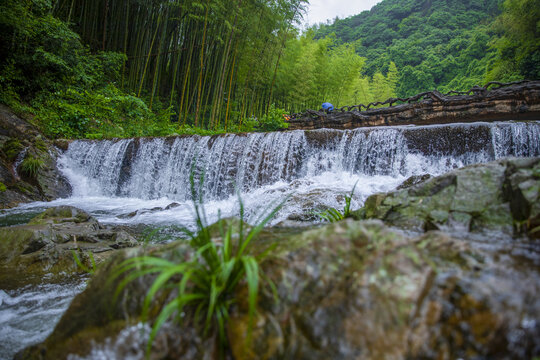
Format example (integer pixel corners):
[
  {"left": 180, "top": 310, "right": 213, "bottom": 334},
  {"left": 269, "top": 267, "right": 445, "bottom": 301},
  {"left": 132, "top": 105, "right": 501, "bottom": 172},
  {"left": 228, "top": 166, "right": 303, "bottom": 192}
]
[{"left": 138, "top": 12, "right": 162, "bottom": 98}]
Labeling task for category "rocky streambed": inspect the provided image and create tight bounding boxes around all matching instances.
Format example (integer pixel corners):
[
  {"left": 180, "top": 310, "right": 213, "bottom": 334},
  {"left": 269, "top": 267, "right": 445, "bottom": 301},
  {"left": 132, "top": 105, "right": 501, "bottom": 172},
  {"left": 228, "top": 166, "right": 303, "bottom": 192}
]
[
  {"left": 7, "top": 157, "right": 540, "bottom": 360},
  {"left": 1, "top": 105, "right": 539, "bottom": 359}
]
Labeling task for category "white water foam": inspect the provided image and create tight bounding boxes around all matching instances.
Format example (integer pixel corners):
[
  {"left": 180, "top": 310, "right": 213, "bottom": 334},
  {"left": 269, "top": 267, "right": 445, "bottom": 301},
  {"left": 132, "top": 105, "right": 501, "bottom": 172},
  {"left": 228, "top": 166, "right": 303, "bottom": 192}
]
[{"left": 2, "top": 121, "right": 540, "bottom": 230}]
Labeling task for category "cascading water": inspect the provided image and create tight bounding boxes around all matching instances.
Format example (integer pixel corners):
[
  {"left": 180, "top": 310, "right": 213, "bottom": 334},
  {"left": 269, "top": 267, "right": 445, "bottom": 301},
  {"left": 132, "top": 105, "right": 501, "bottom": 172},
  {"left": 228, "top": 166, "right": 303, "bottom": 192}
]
[
  {"left": 50, "top": 121, "right": 540, "bottom": 226},
  {"left": 2, "top": 121, "right": 537, "bottom": 228}
]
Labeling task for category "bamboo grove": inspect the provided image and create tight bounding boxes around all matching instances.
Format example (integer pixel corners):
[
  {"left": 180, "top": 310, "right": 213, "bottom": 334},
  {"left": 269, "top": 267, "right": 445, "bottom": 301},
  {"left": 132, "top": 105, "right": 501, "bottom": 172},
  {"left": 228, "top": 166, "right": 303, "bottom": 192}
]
[
  {"left": 3, "top": 0, "right": 532, "bottom": 137},
  {"left": 52, "top": 0, "right": 308, "bottom": 131}
]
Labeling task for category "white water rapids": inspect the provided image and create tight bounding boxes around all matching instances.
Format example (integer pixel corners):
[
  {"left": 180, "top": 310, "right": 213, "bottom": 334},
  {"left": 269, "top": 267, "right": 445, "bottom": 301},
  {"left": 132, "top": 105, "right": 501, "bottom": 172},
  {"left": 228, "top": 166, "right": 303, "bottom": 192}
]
[{"left": 8, "top": 120, "right": 540, "bottom": 229}]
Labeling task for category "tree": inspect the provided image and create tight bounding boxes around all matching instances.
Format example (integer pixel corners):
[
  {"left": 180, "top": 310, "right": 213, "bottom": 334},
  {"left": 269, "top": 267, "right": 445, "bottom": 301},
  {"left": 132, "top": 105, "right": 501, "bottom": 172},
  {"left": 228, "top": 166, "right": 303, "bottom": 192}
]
[{"left": 487, "top": 0, "right": 540, "bottom": 81}]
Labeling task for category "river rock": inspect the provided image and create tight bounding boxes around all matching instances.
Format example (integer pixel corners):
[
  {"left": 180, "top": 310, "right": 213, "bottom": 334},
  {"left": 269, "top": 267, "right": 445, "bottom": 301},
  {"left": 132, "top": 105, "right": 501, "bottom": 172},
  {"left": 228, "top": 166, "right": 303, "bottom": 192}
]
[
  {"left": 363, "top": 157, "right": 540, "bottom": 236},
  {"left": 117, "top": 203, "right": 183, "bottom": 219},
  {"left": 0, "top": 206, "right": 138, "bottom": 289},
  {"left": 18, "top": 218, "right": 540, "bottom": 359},
  {"left": 396, "top": 173, "right": 431, "bottom": 189}
]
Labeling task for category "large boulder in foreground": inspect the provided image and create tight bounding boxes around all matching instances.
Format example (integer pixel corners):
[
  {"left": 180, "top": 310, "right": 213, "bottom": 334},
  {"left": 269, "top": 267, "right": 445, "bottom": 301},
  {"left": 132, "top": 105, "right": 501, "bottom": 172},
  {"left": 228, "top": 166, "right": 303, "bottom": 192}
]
[
  {"left": 362, "top": 157, "right": 540, "bottom": 238},
  {"left": 0, "top": 206, "right": 138, "bottom": 289},
  {"left": 18, "top": 218, "right": 540, "bottom": 359}
]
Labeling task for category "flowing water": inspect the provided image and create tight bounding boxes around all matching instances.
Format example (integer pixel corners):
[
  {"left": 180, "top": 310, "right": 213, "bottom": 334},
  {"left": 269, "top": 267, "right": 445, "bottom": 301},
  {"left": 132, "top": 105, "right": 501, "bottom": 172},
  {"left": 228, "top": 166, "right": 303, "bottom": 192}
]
[
  {"left": 1, "top": 120, "right": 540, "bottom": 359},
  {"left": 5, "top": 120, "right": 539, "bottom": 229},
  {"left": 0, "top": 279, "right": 87, "bottom": 359}
]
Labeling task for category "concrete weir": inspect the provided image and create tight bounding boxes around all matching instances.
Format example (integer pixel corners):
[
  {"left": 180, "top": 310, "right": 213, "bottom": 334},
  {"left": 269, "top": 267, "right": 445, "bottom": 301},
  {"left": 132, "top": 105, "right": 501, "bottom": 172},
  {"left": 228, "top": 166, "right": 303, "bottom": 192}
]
[{"left": 288, "top": 80, "right": 540, "bottom": 130}]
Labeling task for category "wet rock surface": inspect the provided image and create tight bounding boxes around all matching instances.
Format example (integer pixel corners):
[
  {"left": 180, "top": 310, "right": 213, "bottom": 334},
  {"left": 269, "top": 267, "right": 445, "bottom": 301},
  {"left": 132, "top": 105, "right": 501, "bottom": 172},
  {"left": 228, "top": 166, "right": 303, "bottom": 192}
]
[
  {"left": 0, "top": 105, "right": 71, "bottom": 208},
  {"left": 364, "top": 157, "right": 540, "bottom": 237},
  {"left": 117, "top": 202, "right": 182, "bottom": 219},
  {"left": 396, "top": 173, "right": 432, "bottom": 190},
  {"left": 229, "top": 221, "right": 540, "bottom": 360},
  {"left": 0, "top": 206, "right": 139, "bottom": 289},
  {"left": 19, "top": 220, "right": 540, "bottom": 359}
]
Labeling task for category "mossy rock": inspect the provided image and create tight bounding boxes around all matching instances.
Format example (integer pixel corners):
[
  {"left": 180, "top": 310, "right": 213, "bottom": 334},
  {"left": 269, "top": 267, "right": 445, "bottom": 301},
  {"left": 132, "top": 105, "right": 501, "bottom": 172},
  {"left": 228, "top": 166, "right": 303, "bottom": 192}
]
[
  {"left": 0, "top": 106, "right": 72, "bottom": 208},
  {"left": 28, "top": 206, "right": 92, "bottom": 225},
  {"left": 20, "top": 218, "right": 540, "bottom": 359},
  {"left": 1, "top": 138, "right": 24, "bottom": 162},
  {"left": 0, "top": 206, "right": 139, "bottom": 289},
  {"left": 363, "top": 158, "right": 540, "bottom": 236}
]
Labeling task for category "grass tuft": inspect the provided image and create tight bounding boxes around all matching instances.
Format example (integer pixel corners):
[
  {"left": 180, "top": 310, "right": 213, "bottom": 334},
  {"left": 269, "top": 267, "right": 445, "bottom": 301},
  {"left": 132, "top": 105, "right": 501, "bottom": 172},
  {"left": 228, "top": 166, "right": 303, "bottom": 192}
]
[
  {"left": 113, "top": 164, "right": 285, "bottom": 357},
  {"left": 72, "top": 250, "right": 97, "bottom": 274},
  {"left": 20, "top": 155, "right": 45, "bottom": 178},
  {"left": 319, "top": 181, "right": 358, "bottom": 222}
]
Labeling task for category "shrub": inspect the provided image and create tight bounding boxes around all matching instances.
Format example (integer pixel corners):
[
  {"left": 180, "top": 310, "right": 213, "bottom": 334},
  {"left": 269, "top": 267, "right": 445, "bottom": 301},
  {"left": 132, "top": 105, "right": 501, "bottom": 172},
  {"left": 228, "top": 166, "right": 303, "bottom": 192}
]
[
  {"left": 33, "top": 85, "right": 175, "bottom": 139},
  {"left": 257, "top": 104, "right": 290, "bottom": 132}
]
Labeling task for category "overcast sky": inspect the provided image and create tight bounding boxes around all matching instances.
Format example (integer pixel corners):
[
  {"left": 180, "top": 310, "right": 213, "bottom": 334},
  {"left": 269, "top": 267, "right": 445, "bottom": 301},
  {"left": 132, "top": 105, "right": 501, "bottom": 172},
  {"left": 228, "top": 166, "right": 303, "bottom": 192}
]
[{"left": 303, "top": 0, "right": 382, "bottom": 26}]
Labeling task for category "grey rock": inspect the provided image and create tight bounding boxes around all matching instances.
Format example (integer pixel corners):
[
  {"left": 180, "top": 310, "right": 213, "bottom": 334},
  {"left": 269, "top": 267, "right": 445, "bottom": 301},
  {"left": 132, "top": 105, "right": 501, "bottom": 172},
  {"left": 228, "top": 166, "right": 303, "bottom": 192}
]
[
  {"left": 0, "top": 206, "right": 140, "bottom": 289},
  {"left": 364, "top": 157, "right": 540, "bottom": 237}
]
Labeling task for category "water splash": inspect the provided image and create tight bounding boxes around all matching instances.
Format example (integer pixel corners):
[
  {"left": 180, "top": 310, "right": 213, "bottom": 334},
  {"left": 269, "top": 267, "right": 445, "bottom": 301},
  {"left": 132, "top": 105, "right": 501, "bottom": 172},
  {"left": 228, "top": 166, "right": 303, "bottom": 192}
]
[{"left": 12, "top": 147, "right": 28, "bottom": 180}]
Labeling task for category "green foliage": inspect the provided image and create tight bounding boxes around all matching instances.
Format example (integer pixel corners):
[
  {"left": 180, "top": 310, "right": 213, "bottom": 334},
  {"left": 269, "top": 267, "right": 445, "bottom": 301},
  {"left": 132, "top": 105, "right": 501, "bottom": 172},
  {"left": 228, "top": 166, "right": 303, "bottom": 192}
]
[
  {"left": 19, "top": 155, "right": 44, "bottom": 178},
  {"left": 319, "top": 182, "right": 358, "bottom": 222},
  {"left": 46, "top": 0, "right": 309, "bottom": 134},
  {"left": 0, "top": 0, "right": 115, "bottom": 98},
  {"left": 175, "top": 124, "right": 227, "bottom": 137},
  {"left": 274, "top": 33, "right": 398, "bottom": 111},
  {"left": 310, "top": 0, "right": 519, "bottom": 97},
  {"left": 0, "top": 182, "right": 6, "bottom": 192},
  {"left": 2, "top": 139, "right": 23, "bottom": 162},
  {"left": 0, "top": 0, "right": 179, "bottom": 139},
  {"left": 72, "top": 250, "right": 97, "bottom": 274},
  {"left": 34, "top": 85, "right": 174, "bottom": 139},
  {"left": 33, "top": 138, "right": 48, "bottom": 152},
  {"left": 319, "top": 207, "right": 346, "bottom": 222},
  {"left": 486, "top": 0, "right": 540, "bottom": 81},
  {"left": 6, "top": 0, "right": 531, "bottom": 138},
  {"left": 113, "top": 169, "right": 284, "bottom": 355},
  {"left": 257, "top": 104, "right": 289, "bottom": 131}
]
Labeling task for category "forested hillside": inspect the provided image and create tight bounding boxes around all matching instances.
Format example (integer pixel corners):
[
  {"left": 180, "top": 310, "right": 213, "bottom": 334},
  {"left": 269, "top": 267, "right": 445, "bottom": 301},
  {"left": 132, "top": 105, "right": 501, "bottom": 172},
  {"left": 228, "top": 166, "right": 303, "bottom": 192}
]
[
  {"left": 0, "top": 0, "right": 537, "bottom": 138},
  {"left": 311, "top": 0, "right": 539, "bottom": 97},
  {"left": 0, "top": 0, "right": 308, "bottom": 138}
]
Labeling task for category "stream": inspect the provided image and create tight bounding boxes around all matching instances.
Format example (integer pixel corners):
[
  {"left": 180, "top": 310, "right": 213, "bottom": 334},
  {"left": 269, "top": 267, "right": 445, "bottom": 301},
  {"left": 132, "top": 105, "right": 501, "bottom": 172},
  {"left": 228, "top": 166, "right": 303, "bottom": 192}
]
[{"left": 1, "top": 120, "right": 539, "bottom": 359}]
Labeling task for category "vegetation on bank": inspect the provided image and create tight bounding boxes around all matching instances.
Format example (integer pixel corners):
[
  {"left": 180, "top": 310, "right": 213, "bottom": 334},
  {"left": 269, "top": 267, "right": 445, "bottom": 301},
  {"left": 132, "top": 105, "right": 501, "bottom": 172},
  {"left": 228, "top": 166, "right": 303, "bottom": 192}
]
[
  {"left": 0, "top": 0, "right": 294, "bottom": 139},
  {"left": 0, "top": 0, "right": 537, "bottom": 139}
]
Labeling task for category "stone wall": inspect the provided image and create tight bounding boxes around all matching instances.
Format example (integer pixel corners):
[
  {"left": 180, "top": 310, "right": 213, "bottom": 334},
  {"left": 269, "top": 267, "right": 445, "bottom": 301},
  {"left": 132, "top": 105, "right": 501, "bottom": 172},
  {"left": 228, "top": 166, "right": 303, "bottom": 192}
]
[{"left": 288, "top": 81, "right": 540, "bottom": 130}]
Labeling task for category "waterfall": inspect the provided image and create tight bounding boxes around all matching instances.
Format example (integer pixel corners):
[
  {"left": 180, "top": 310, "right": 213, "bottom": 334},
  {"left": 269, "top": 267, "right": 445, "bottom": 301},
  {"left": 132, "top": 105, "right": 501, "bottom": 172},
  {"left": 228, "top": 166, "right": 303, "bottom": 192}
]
[{"left": 61, "top": 121, "right": 540, "bottom": 202}]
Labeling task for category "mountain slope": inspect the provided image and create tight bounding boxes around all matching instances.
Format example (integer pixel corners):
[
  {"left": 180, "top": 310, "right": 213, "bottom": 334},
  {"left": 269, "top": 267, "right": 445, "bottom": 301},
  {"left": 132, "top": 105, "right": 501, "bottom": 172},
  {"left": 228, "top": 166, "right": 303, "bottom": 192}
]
[{"left": 311, "top": 0, "right": 504, "bottom": 96}]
